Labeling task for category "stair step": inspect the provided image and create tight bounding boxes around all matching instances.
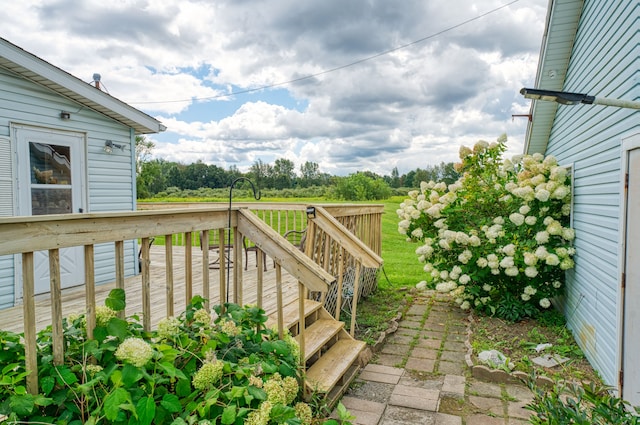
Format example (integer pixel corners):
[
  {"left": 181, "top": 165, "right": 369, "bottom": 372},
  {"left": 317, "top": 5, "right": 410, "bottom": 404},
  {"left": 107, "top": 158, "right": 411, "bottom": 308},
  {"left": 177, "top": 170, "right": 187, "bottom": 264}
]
[
  {"left": 297, "top": 319, "right": 344, "bottom": 362},
  {"left": 305, "top": 339, "right": 366, "bottom": 393},
  {"left": 324, "top": 364, "right": 361, "bottom": 409},
  {"left": 265, "top": 299, "right": 323, "bottom": 331}
]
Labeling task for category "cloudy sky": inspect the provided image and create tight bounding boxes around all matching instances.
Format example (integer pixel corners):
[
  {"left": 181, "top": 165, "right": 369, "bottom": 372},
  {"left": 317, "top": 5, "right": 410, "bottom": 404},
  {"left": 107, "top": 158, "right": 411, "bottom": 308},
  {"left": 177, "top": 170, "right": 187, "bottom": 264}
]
[{"left": 3, "top": 0, "right": 547, "bottom": 176}]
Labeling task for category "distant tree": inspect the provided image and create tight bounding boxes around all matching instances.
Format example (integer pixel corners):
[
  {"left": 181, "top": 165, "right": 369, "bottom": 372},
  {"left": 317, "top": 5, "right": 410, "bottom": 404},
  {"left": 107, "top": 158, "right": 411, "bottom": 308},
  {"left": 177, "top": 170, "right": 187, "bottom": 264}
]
[
  {"left": 390, "top": 167, "right": 401, "bottom": 188},
  {"left": 300, "top": 161, "right": 321, "bottom": 188},
  {"left": 273, "top": 158, "right": 296, "bottom": 189},
  {"left": 249, "top": 159, "right": 273, "bottom": 189}
]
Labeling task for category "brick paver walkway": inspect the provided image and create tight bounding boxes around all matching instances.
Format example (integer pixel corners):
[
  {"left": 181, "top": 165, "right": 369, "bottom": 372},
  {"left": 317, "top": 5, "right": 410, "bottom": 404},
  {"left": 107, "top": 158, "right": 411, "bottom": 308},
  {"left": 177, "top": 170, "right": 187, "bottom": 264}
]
[{"left": 334, "top": 291, "right": 534, "bottom": 425}]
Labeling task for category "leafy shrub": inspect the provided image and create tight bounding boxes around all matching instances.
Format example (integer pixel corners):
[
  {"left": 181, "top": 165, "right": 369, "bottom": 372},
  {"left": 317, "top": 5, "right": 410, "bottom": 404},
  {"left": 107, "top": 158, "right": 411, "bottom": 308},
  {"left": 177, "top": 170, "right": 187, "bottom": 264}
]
[
  {"left": 526, "top": 377, "right": 639, "bottom": 424},
  {"left": 332, "top": 173, "right": 391, "bottom": 201},
  {"left": 0, "top": 290, "right": 315, "bottom": 424},
  {"left": 397, "top": 136, "right": 575, "bottom": 321}
]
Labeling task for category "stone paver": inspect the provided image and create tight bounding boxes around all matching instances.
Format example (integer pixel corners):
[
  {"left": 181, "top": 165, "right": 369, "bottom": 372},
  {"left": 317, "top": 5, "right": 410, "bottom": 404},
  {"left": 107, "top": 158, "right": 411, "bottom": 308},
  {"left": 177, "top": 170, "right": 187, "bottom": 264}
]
[
  {"left": 341, "top": 397, "right": 385, "bottom": 425},
  {"left": 405, "top": 357, "right": 435, "bottom": 372},
  {"left": 389, "top": 384, "right": 439, "bottom": 411},
  {"left": 340, "top": 293, "right": 527, "bottom": 425},
  {"left": 441, "top": 375, "right": 465, "bottom": 396}
]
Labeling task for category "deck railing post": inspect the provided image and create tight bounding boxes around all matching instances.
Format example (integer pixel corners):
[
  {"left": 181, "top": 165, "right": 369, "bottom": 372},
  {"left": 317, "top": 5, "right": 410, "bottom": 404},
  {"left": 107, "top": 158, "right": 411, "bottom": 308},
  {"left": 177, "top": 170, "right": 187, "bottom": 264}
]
[
  {"left": 349, "top": 260, "right": 362, "bottom": 337},
  {"left": 114, "top": 240, "right": 125, "bottom": 319},
  {"left": 22, "top": 252, "right": 38, "bottom": 395},
  {"left": 49, "top": 248, "right": 63, "bottom": 365},
  {"left": 165, "top": 235, "right": 174, "bottom": 317},
  {"left": 218, "top": 229, "right": 226, "bottom": 313},
  {"left": 185, "top": 232, "right": 193, "bottom": 307},
  {"left": 201, "top": 230, "right": 210, "bottom": 311},
  {"left": 84, "top": 244, "right": 96, "bottom": 339},
  {"left": 141, "top": 237, "right": 151, "bottom": 331}
]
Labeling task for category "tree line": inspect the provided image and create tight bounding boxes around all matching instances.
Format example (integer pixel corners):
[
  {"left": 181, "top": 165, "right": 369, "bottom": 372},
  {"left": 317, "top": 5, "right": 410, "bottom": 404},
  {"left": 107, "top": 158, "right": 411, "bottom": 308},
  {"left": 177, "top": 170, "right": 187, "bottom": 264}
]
[{"left": 135, "top": 137, "right": 459, "bottom": 200}]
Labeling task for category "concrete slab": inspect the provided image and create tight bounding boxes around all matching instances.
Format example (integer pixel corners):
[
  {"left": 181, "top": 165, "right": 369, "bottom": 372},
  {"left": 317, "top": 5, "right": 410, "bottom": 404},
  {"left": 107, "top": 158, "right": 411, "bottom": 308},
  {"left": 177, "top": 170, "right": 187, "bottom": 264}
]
[
  {"left": 465, "top": 415, "right": 505, "bottom": 425},
  {"left": 467, "top": 381, "right": 503, "bottom": 398},
  {"left": 389, "top": 384, "right": 439, "bottom": 411},
  {"left": 437, "top": 360, "right": 465, "bottom": 375},
  {"left": 341, "top": 396, "right": 386, "bottom": 425},
  {"left": 405, "top": 357, "right": 435, "bottom": 372},
  {"left": 468, "top": 395, "right": 503, "bottom": 415},
  {"left": 410, "top": 347, "right": 439, "bottom": 359},
  {"left": 379, "top": 405, "right": 439, "bottom": 425},
  {"left": 441, "top": 375, "right": 465, "bottom": 395}
]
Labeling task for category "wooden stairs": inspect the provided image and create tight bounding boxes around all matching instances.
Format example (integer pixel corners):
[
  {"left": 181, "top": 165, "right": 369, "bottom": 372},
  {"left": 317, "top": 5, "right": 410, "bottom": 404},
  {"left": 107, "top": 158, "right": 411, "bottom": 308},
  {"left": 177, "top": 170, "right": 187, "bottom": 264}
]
[{"left": 267, "top": 298, "right": 367, "bottom": 407}]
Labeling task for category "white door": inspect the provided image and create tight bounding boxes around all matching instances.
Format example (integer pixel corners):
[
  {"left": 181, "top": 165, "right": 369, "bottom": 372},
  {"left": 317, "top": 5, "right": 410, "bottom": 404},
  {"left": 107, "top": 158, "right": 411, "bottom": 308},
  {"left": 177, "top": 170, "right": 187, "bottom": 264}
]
[
  {"left": 623, "top": 147, "right": 640, "bottom": 406},
  {"left": 15, "top": 126, "right": 86, "bottom": 295}
]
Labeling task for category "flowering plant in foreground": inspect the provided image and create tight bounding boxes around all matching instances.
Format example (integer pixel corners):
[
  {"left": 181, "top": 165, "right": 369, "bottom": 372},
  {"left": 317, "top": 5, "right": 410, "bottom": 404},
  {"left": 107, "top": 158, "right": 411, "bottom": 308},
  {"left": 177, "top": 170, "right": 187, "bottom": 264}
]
[
  {"left": 398, "top": 135, "right": 575, "bottom": 321},
  {"left": 0, "top": 289, "right": 316, "bottom": 424}
]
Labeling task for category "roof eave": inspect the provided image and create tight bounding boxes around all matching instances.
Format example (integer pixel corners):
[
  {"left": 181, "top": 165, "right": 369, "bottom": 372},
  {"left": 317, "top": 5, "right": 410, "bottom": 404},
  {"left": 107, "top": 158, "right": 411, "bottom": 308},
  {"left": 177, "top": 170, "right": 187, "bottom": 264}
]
[
  {"left": 0, "top": 38, "right": 164, "bottom": 135},
  {"left": 524, "top": 0, "right": 584, "bottom": 155}
]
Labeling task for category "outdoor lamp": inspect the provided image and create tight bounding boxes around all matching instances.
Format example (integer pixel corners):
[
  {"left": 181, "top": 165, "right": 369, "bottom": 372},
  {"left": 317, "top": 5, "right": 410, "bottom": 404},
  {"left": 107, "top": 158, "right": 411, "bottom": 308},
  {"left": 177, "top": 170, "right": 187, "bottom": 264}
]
[
  {"left": 306, "top": 206, "right": 316, "bottom": 219},
  {"left": 104, "top": 140, "right": 125, "bottom": 154},
  {"left": 520, "top": 88, "right": 640, "bottom": 110}
]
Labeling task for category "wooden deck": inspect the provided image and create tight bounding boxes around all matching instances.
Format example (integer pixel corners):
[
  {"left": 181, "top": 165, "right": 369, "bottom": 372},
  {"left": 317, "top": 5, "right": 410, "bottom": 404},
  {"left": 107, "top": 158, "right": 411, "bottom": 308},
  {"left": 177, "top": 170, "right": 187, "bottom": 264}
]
[{"left": 0, "top": 245, "right": 299, "bottom": 334}]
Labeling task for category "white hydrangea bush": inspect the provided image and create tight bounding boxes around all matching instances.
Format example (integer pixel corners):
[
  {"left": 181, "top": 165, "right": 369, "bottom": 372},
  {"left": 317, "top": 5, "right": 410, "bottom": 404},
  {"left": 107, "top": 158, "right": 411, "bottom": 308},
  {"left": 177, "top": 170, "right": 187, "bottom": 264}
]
[{"left": 398, "top": 136, "right": 575, "bottom": 321}]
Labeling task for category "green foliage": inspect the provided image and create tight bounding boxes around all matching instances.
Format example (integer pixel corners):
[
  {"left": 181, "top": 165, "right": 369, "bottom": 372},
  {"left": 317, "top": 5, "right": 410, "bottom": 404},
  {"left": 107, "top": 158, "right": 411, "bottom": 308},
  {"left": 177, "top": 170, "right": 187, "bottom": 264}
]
[
  {"left": 0, "top": 290, "right": 316, "bottom": 424},
  {"left": 332, "top": 172, "right": 392, "bottom": 201},
  {"left": 526, "top": 377, "right": 639, "bottom": 424},
  {"left": 398, "top": 136, "right": 575, "bottom": 321}
]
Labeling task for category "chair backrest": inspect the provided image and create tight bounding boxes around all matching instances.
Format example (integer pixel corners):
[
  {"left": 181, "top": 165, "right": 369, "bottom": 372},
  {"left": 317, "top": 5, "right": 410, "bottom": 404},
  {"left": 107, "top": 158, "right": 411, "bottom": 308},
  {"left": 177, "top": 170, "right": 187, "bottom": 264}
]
[{"left": 283, "top": 228, "right": 307, "bottom": 251}]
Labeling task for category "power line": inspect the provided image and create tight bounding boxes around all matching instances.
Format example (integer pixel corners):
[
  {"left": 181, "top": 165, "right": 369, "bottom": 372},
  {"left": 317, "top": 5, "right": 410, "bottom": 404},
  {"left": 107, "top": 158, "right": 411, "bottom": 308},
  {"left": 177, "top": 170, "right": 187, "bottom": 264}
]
[{"left": 129, "top": 0, "right": 520, "bottom": 105}]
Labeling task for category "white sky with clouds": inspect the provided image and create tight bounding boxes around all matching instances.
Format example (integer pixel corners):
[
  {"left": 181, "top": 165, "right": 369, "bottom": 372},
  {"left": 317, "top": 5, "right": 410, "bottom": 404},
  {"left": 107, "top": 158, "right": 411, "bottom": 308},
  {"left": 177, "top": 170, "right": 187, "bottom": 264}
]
[{"left": 2, "top": 0, "right": 547, "bottom": 176}]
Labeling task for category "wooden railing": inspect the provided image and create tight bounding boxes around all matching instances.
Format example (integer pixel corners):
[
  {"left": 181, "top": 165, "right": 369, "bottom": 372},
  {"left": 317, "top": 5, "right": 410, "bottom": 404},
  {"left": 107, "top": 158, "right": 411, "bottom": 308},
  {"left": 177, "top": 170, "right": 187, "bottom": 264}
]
[{"left": 0, "top": 203, "right": 383, "bottom": 395}]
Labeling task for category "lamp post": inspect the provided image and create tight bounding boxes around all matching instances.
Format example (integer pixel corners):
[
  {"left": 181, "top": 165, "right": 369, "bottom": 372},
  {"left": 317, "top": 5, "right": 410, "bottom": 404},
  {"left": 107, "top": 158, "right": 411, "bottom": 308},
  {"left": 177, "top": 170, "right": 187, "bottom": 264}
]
[{"left": 520, "top": 88, "right": 640, "bottom": 110}]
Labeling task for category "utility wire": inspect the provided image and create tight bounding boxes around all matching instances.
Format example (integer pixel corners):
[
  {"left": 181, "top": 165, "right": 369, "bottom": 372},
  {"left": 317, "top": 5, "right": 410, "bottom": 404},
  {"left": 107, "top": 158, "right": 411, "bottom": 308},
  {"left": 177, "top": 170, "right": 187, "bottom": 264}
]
[{"left": 129, "top": 0, "right": 520, "bottom": 105}]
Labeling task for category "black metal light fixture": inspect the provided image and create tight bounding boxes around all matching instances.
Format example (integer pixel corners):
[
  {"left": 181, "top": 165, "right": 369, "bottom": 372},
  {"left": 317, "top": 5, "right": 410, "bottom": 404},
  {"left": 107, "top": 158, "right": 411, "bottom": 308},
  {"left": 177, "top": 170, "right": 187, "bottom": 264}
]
[
  {"left": 520, "top": 88, "right": 640, "bottom": 109},
  {"left": 306, "top": 206, "right": 316, "bottom": 219},
  {"left": 59, "top": 111, "right": 71, "bottom": 120},
  {"left": 104, "top": 140, "right": 125, "bottom": 154}
]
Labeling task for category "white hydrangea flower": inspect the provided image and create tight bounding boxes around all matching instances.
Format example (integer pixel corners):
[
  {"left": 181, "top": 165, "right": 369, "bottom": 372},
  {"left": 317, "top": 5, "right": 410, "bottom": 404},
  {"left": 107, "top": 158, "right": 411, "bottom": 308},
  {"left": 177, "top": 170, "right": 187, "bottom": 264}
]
[
  {"left": 440, "top": 270, "right": 449, "bottom": 280},
  {"left": 439, "top": 239, "right": 451, "bottom": 250},
  {"left": 547, "top": 221, "right": 563, "bottom": 236},
  {"left": 560, "top": 258, "right": 575, "bottom": 270},
  {"left": 555, "top": 247, "right": 568, "bottom": 258},
  {"left": 535, "top": 188, "right": 551, "bottom": 202},
  {"left": 420, "top": 181, "right": 429, "bottom": 191},
  {"left": 552, "top": 280, "right": 562, "bottom": 289},
  {"left": 423, "top": 263, "right": 434, "bottom": 272},
  {"left": 459, "top": 274, "right": 471, "bottom": 284},
  {"left": 460, "top": 301, "right": 471, "bottom": 310},
  {"left": 523, "top": 252, "right": 538, "bottom": 266},
  {"left": 455, "top": 232, "right": 470, "bottom": 245},
  {"left": 525, "top": 216, "right": 537, "bottom": 226},
  {"left": 525, "top": 266, "right": 538, "bottom": 278},
  {"left": 411, "top": 228, "right": 424, "bottom": 239},
  {"left": 535, "top": 231, "right": 550, "bottom": 244},
  {"left": 426, "top": 204, "right": 443, "bottom": 218},
  {"left": 502, "top": 244, "right": 516, "bottom": 257},
  {"left": 417, "top": 200, "right": 431, "bottom": 211},
  {"left": 493, "top": 216, "right": 505, "bottom": 225},
  {"left": 509, "top": 213, "right": 525, "bottom": 226},
  {"left": 458, "top": 249, "right": 473, "bottom": 264},
  {"left": 491, "top": 268, "right": 500, "bottom": 275},
  {"left": 433, "top": 219, "right": 447, "bottom": 229},
  {"left": 552, "top": 185, "right": 570, "bottom": 200},
  {"left": 482, "top": 284, "right": 492, "bottom": 292},
  {"left": 505, "top": 267, "right": 519, "bottom": 276},
  {"left": 562, "top": 228, "right": 576, "bottom": 241},
  {"left": 476, "top": 257, "right": 488, "bottom": 268},
  {"left": 486, "top": 253, "right": 498, "bottom": 262},
  {"left": 562, "top": 204, "right": 572, "bottom": 216},
  {"left": 539, "top": 298, "right": 551, "bottom": 309},
  {"left": 115, "top": 337, "right": 154, "bottom": 368},
  {"left": 521, "top": 293, "right": 531, "bottom": 301},
  {"left": 519, "top": 205, "right": 531, "bottom": 215},
  {"left": 524, "top": 285, "right": 537, "bottom": 295},
  {"left": 499, "top": 256, "right": 515, "bottom": 268},
  {"left": 535, "top": 246, "right": 549, "bottom": 259},
  {"left": 469, "top": 235, "right": 481, "bottom": 247},
  {"left": 543, "top": 216, "right": 554, "bottom": 226},
  {"left": 545, "top": 254, "right": 560, "bottom": 266}
]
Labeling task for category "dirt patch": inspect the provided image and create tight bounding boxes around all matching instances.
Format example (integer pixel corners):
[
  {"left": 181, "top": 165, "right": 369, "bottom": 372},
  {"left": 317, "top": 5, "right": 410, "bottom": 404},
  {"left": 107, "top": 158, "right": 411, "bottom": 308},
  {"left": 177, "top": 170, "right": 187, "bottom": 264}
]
[{"left": 470, "top": 313, "right": 600, "bottom": 384}]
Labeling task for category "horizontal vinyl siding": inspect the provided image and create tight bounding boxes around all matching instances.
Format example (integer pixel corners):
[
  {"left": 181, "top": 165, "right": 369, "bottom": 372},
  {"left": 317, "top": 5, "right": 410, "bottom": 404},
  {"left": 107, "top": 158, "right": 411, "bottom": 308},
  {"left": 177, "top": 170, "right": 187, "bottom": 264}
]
[
  {"left": 0, "top": 67, "right": 139, "bottom": 307},
  {"left": 544, "top": 0, "right": 639, "bottom": 387}
]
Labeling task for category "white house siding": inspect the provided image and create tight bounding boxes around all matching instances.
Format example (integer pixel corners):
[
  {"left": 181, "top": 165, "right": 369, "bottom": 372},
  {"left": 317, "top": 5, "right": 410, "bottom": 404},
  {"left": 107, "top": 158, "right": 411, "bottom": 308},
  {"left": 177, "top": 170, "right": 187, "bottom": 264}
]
[
  {"left": 0, "top": 67, "right": 138, "bottom": 309},
  {"left": 543, "top": 0, "right": 640, "bottom": 387},
  {"left": 0, "top": 136, "right": 14, "bottom": 309}
]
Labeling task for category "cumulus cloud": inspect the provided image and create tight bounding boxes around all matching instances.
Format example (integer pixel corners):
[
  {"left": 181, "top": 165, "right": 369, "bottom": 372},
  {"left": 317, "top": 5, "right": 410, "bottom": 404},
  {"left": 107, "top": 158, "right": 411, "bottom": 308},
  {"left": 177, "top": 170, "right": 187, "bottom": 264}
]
[{"left": 2, "top": 0, "right": 547, "bottom": 175}]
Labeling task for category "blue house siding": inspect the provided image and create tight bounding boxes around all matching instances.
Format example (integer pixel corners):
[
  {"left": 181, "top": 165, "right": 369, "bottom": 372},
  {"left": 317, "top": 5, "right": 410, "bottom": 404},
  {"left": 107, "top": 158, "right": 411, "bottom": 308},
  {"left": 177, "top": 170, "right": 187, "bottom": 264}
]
[
  {"left": 0, "top": 67, "right": 139, "bottom": 308},
  {"left": 542, "top": 0, "right": 639, "bottom": 387}
]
